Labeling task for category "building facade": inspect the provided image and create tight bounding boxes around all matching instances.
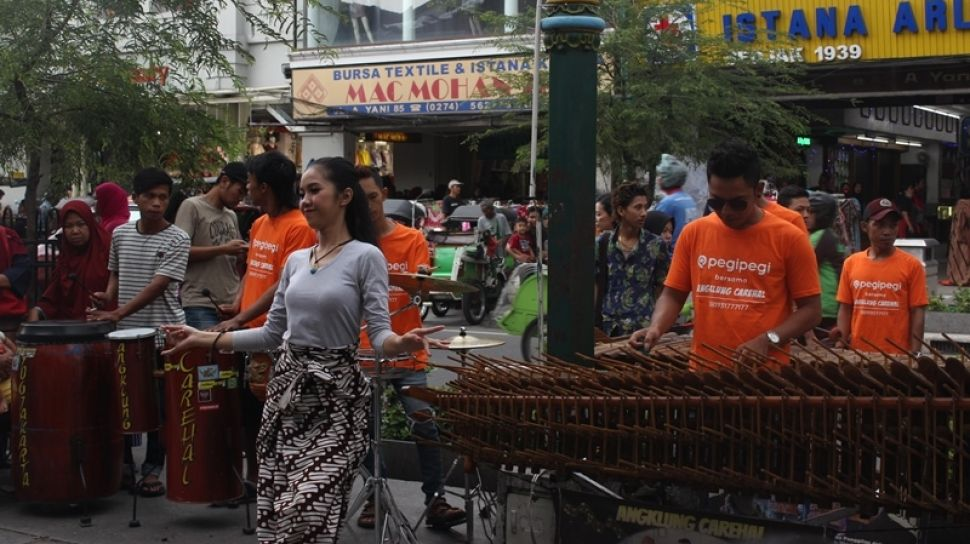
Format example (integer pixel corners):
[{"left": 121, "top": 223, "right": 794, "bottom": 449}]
[
  {"left": 699, "top": 0, "right": 970, "bottom": 243},
  {"left": 209, "top": 0, "right": 540, "bottom": 200}
]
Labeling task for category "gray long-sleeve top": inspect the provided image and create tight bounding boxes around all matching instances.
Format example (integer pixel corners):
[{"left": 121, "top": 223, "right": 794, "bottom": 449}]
[{"left": 232, "top": 240, "right": 393, "bottom": 356}]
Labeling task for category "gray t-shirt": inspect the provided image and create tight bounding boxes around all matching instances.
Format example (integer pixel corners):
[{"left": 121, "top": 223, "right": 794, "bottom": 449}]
[
  {"left": 477, "top": 213, "right": 510, "bottom": 239},
  {"left": 175, "top": 196, "right": 241, "bottom": 307},
  {"left": 109, "top": 222, "right": 190, "bottom": 328},
  {"left": 232, "top": 240, "right": 393, "bottom": 356}
]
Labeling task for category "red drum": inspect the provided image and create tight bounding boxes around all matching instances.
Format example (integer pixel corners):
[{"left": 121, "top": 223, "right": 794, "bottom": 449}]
[
  {"left": 107, "top": 328, "right": 160, "bottom": 433},
  {"left": 163, "top": 347, "right": 243, "bottom": 503},
  {"left": 11, "top": 320, "right": 121, "bottom": 502}
]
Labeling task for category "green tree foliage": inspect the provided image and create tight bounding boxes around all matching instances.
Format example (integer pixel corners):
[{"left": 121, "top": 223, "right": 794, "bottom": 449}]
[
  {"left": 0, "top": 0, "right": 304, "bottom": 237},
  {"left": 482, "top": 0, "right": 813, "bottom": 190}
]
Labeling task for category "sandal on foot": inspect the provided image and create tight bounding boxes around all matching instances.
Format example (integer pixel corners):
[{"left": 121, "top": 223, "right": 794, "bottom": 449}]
[{"left": 138, "top": 476, "right": 166, "bottom": 498}]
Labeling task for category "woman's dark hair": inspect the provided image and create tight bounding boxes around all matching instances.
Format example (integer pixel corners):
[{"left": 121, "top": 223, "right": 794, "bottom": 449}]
[
  {"left": 645, "top": 210, "right": 673, "bottom": 237},
  {"left": 247, "top": 151, "right": 298, "bottom": 210},
  {"left": 706, "top": 140, "right": 761, "bottom": 187},
  {"left": 164, "top": 189, "right": 188, "bottom": 224},
  {"left": 308, "top": 157, "right": 377, "bottom": 246},
  {"left": 611, "top": 182, "right": 649, "bottom": 218},
  {"left": 596, "top": 193, "right": 613, "bottom": 216},
  {"left": 132, "top": 167, "right": 173, "bottom": 196}
]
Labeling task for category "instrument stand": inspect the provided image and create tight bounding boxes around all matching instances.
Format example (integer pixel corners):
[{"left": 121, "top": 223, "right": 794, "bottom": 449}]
[
  {"left": 410, "top": 343, "right": 497, "bottom": 542},
  {"left": 73, "top": 442, "right": 93, "bottom": 528},
  {"left": 229, "top": 441, "right": 256, "bottom": 535},
  {"left": 128, "top": 463, "right": 143, "bottom": 528},
  {"left": 345, "top": 358, "right": 419, "bottom": 544},
  {"left": 411, "top": 454, "right": 496, "bottom": 542}
]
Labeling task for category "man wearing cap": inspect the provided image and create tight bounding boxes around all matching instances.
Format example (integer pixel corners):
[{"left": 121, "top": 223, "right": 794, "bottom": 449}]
[
  {"left": 830, "top": 198, "right": 928, "bottom": 355},
  {"left": 654, "top": 153, "right": 698, "bottom": 247},
  {"left": 174, "top": 162, "right": 249, "bottom": 329},
  {"left": 442, "top": 179, "right": 465, "bottom": 217}
]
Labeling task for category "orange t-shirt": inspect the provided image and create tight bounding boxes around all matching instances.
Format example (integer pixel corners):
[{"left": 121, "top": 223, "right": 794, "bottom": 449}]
[
  {"left": 764, "top": 200, "right": 808, "bottom": 234},
  {"left": 665, "top": 213, "right": 820, "bottom": 367},
  {"left": 836, "top": 249, "right": 928, "bottom": 354},
  {"left": 359, "top": 223, "right": 431, "bottom": 370},
  {"left": 240, "top": 209, "right": 317, "bottom": 328}
]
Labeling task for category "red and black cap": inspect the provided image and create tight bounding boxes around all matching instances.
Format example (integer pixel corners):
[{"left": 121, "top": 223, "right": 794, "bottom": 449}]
[{"left": 863, "top": 198, "right": 901, "bottom": 222}]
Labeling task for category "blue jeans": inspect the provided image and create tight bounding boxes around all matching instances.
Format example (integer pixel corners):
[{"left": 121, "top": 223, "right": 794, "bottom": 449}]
[
  {"left": 184, "top": 306, "right": 220, "bottom": 330},
  {"left": 362, "top": 369, "right": 443, "bottom": 505}
]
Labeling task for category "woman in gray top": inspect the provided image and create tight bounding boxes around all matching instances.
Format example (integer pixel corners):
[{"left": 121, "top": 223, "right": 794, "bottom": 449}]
[{"left": 163, "top": 157, "right": 443, "bottom": 544}]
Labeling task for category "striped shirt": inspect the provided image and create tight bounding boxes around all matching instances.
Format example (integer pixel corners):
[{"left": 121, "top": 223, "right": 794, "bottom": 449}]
[{"left": 109, "top": 222, "right": 190, "bottom": 329}]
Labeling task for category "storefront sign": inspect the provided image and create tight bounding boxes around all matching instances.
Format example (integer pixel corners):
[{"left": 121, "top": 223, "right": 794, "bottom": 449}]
[
  {"left": 291, "top": 57, "right": 547, "bottom": 119},
  {"left": 697, "top": 1, "right": 970, "bottom": 63},
  {"left": 365, "top": 131, "right": 422, "bottom": 143}
]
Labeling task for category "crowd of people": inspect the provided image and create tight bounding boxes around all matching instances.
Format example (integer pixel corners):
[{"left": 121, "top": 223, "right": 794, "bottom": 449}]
[
  {"left": 0, "top": 151, "right": 467, "bottom": 543},
  {"left": 0, "top": 138, "right": 938, "bottom": 543},
  {"left": 586, "top": 140, "right": 928, "bottom": 364}
]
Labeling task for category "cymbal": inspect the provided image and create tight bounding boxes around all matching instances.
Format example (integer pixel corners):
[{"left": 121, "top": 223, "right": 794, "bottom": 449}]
[
  {"left": 388, "top": 273, "right": 478, "bottom": 295},
  {"left": 446, "top": 333, "right": 505, "bottom": 351}
]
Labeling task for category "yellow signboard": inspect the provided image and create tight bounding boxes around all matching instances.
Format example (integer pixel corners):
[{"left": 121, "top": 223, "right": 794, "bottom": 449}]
[
  {"left": 696, "top": 0, "right": 970, "bottom": 63},
  {"left": 291, "top": 57, "right": 546, "bottom": 119}
]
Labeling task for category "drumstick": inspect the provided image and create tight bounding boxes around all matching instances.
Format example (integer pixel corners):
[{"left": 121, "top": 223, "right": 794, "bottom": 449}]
[
  {"left": 200, "top": 288, "right": 222, "bottom": 310},
  {"left": 70, "top": 273, "right": 104, "bottom": 310}
]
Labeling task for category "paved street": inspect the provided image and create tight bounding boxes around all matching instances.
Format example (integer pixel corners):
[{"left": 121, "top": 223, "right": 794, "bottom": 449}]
[{"left": 0, "top": 314, "right": 518, "bottom": 544}]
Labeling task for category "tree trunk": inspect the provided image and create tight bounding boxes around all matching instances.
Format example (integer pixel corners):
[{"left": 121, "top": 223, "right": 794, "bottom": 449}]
[{"left": 25, "top": 151, "right": 40, "bottom": 241}]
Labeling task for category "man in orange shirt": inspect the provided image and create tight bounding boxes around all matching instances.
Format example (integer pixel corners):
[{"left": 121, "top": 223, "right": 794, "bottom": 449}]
[
  {"left": 761, "top": 182, "right": 809, "bottom": 234},
  {"left": 630, "top": 140, "right": 821, "bottom": 366},
  {"left": 212, "top": 151, "right": 316, "bottom": 499},
  {"left": 831, "top": 198, "right": 928, "bottom": 355},
  {"left": 355, "top": 168, "right": 466, "bottom": 529}
]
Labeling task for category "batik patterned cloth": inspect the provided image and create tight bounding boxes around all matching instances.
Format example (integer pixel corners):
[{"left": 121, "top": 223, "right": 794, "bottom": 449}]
[
  {"left": 256, "top": 343, "right": 370, "bottom": 543},
  {"left": 949, "top": 199, "right": 970, "bottom": 286},
  {"left": 597, "top": 229, "right": 671, "bottom": 337}
]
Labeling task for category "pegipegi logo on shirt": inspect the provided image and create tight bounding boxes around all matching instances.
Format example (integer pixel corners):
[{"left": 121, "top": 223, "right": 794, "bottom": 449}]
[
  {"left": 387, "top": 261, "right": 410, "bottom": 273},
  {"left": 852, "top": 279, "right": 902, "bottom": 292},
  {"left": 251, "top": 239, "right": 279, "bottom": 253},
  {"left": 696, "top": 254, "right": 772, "bottom": 276}
]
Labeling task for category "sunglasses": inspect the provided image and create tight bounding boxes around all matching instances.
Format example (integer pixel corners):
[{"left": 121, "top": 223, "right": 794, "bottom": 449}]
[{"left": 707, "top": 196, "right": 750, "bottom": 212}]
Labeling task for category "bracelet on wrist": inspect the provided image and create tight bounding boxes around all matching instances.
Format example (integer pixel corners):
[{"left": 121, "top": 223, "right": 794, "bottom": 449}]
[{"left": 212, "top": 331, "right": 228, "bottom": 351}]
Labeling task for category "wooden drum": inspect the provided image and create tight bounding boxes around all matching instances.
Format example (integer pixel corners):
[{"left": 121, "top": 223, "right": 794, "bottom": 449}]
[
  {"left": 12, "top": 320, "right": 121, "bottom": 502},
  {"left": 107, "top": 328, "right": 160, "bottom": 433},
  {"left": 163, "top": 347, "right": 243, "bottom": 503}
]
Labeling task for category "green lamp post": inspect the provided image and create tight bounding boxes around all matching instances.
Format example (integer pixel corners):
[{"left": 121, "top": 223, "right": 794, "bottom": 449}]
[{"left": 541, "top": 0, "right": 605, "bottom": 362}]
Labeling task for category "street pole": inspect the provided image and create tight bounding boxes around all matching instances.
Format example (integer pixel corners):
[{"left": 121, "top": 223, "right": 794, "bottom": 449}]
[
  {"left": 541, "top": 0, "right": 604, "bottom": 363},
  {"left": 528, "top": 0, "right": 544, "bottom": 358}
]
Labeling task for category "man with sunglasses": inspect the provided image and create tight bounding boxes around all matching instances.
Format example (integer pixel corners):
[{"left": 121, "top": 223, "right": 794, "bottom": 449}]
[{"left": 630, "top": 140, "right": 821, "bottom": 367}]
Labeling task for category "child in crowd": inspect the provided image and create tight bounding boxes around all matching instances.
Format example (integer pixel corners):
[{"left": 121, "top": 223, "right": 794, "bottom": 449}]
[{"left": 507, "top": 218, "right": 537, "bottom": 264}]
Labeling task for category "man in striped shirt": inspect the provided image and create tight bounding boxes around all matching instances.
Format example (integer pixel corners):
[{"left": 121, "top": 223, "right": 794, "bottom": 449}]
[{"left": 90, "top": 167, "right": 190, "bottom": 497}]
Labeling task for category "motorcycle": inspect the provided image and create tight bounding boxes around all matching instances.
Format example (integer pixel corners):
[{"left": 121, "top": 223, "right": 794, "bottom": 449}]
[
  {"left": 497, "top": 264, "right": 547, "bottom": 361},
  {"left": 458, "top": 229, "right": 508, "bottom": 325}
]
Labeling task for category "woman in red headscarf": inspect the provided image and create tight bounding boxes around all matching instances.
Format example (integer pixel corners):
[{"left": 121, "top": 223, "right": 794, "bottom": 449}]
[
  {"left": 27, "top": 200, "right": 112, "bottom": 321},
  {"left": 95, "top": 182, "right": 131, "bottom": 235}
]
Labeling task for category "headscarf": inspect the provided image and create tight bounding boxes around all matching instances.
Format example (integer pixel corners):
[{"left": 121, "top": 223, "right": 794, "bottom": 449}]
[
  {"left": 808, "top": 191, "right": 838, "bottom": 231},
  {"left": 36, "top": 200, "right": 112, "bottom": 320},
  {"left": 95, "top": 182, "right": 130, "bottom": 234},
  {"left": 656, "top": 154, "right": 688, "bottom": 189},
  {"left": 645, "top": 211, "right": 673, "bottom": 237}
]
